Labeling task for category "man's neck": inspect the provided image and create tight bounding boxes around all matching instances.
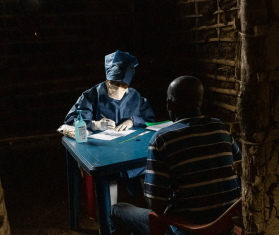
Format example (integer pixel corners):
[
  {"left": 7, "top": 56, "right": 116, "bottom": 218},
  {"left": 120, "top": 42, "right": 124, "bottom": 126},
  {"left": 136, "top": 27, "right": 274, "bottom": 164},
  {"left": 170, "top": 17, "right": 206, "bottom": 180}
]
[{"left": 175, "top": 108, "right": 201, "bottom": 122}]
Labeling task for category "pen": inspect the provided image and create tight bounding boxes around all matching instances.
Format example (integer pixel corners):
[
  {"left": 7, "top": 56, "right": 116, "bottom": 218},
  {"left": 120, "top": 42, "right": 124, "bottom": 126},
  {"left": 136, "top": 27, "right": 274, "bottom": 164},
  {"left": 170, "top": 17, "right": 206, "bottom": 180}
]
[{"left": 119, "top": 131, "right": 151, "bottom": 144}]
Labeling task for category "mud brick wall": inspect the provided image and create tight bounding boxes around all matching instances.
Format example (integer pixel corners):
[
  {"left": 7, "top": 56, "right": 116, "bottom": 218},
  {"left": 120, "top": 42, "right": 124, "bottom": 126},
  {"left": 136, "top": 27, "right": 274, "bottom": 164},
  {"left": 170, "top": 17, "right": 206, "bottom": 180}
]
[{"left": 170, "top": 0, "right": 240, "bottom": 136}]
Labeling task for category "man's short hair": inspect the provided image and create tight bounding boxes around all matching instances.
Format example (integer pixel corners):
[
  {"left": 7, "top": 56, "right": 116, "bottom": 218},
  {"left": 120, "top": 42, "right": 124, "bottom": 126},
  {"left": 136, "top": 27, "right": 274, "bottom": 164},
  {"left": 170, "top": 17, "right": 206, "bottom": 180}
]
[{"left": 168, "top": 75, "right": 204, "bottom": 109}]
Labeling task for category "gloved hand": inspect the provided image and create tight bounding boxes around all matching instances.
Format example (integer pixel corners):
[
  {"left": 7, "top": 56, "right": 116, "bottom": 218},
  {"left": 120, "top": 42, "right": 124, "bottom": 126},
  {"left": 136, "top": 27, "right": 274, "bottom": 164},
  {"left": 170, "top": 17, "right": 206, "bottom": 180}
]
[
  {"left": 92, "top": 118, "right": 116, "bottom": 131},
  {"left": 114, "top": 119, "right": 133, "bottom": 132}
]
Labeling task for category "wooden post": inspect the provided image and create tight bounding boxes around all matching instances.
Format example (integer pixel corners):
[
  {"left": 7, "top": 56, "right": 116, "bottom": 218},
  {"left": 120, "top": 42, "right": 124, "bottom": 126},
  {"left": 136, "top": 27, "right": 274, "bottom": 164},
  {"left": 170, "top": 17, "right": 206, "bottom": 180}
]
[
  {"left": 238, "top": 0, "right": 270, "bottom": 234},
  {"left": 0, "top": 179, "right": 11, "bottom": 235}
]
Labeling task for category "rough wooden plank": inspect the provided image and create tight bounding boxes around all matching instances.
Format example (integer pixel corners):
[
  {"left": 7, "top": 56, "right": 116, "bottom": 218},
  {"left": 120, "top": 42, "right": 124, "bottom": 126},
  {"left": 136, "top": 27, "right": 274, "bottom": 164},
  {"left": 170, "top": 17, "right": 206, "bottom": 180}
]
[
  {"left": 213, "top": 7, "right": 240, "bottom": 15},
  {"left": 190, "top": 21, "right": 234, "bottom": 31},
  {"left": 183, "top": 14, "right": 203, "bottom": 18},
  {"left": 210, "top": 101, "right": 237, "bottom": 112},
  {"left": 204, "top": 74, "right": 237, "bottom": 83},
  {"left": 191, "top": 38, "right": 234, "bottom": 43},
  {"left": 198, "top": 59, "right": 236, "bottom": 66},
  {"left": 208, "top": 87, "right": 238, "bottom": 96},
  {"left": 177, "top": 0, "right": 212, "bottom": 4}
]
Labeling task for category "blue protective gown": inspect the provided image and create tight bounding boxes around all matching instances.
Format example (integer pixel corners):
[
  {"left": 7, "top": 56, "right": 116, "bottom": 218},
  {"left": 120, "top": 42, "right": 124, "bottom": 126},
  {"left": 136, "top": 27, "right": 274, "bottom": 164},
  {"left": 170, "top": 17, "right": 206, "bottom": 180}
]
[
  {"left": 65, "top": 81, "right": 155, "bottom": 130},
  {"left": 64, "top": 81, "right": 155, "bottom": 196}
]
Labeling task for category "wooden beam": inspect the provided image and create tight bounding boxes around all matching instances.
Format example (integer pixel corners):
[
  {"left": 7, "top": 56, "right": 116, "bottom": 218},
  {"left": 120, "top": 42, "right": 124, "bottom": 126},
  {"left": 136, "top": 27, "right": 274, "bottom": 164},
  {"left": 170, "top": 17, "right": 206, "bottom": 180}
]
[
  {"left": 183, "top": 14, "right": 203, "bottom": 18},
  {"left": 198, "top": 59, "right": 236, "bottom": 67},
  {"left": 224, "top": 122, "right": 240, "bottom": 134},
  {"left": 191, "top": 38, "right": 234, "bottom": 43},
  {"left": 210, "top": 101, "right": 237, "bottom": 112},
  {"left": 208, "top": 87, "right": 238, "bottom": 96},
  {"left": 204, "top": 74, "right": 237, "bottom": 83},
  {"left": 177, "top": 0, "right": 212, "bottom": 4},
  {"left": 213, "top": 7, "right": 240, "bottom": 15},
  {"left": 190, "top": 21, "right": 234, "bottom": 31},
  {"left": 238, "top": 0, "right": 271, "bottom": 234}
]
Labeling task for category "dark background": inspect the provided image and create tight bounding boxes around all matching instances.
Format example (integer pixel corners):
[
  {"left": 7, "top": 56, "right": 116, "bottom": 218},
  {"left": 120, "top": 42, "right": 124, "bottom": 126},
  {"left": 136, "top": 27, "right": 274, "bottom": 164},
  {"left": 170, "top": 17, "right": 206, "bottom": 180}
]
[{"left": 0, "top": 0, "right": 239, "bottom": 233}]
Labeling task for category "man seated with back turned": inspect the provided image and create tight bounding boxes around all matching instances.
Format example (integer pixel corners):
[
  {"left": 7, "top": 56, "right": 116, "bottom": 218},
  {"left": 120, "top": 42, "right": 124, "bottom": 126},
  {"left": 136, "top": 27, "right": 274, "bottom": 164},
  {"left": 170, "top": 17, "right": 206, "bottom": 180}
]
[{"left": 108, "top": 75, "right": 242, "bottom": 235}]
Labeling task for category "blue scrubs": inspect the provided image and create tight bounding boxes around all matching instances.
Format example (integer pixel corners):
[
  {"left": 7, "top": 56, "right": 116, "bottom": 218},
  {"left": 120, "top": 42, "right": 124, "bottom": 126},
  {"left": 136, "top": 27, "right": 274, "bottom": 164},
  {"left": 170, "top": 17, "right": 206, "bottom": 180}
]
[
  {"left": 65, "top": 81, "right": 155, "bottom": 131},
  {"left": 64, "top": 81, "right": 155, "bottom": 197}
]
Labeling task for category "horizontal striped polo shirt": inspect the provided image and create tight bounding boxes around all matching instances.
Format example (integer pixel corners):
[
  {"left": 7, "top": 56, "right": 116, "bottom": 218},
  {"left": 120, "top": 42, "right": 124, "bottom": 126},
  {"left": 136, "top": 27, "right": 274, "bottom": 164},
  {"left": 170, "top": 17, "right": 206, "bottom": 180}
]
[{"left": 144, "top": 109, "right": 241, "bottom": 229}]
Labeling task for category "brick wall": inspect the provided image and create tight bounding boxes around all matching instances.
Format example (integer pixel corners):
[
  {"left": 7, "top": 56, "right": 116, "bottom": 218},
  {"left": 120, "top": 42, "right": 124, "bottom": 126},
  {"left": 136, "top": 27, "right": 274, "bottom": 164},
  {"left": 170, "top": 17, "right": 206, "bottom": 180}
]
[{"left": 169, "top": 0, "right": 240, "bottom": 136}]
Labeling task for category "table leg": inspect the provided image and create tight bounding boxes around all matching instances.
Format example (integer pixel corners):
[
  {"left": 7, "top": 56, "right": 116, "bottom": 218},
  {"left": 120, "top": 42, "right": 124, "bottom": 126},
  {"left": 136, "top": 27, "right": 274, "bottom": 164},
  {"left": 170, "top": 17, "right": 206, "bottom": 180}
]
[
  {"left": 95, "top": 176, "right": 111, "bottom": 235},
  {"left": 84, "top": 172, "right": 97, "bottom": 219},
  {"left": 66, "top": 150, "right": 79, "bottom": 230}
]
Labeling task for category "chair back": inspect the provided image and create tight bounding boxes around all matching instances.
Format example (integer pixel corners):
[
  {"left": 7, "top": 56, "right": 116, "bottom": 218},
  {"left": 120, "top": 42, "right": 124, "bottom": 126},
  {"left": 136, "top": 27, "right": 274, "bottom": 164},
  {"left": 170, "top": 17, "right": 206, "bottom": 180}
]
[{"left": 149, "top": 197, "right": 242, "bottom": 235}]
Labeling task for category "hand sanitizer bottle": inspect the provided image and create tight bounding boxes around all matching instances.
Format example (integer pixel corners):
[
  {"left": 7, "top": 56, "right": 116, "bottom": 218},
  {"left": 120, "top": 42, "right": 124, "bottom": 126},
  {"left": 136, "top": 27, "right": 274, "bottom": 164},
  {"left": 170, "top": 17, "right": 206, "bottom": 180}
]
[{"left": 75, "top": 110, "right": 88, "bottom": 143}]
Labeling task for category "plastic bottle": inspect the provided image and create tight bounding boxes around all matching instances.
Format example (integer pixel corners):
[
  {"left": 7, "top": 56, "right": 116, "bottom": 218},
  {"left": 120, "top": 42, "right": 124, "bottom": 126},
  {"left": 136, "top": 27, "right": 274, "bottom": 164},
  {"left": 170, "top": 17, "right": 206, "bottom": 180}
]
[{"left": 75, "top": 110, "right": 89, "bottom": 143}]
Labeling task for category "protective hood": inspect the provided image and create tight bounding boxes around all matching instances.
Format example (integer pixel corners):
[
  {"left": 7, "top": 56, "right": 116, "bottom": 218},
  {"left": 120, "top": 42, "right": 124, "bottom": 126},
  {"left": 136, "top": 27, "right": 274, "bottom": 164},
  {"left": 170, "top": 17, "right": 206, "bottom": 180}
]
[{"left": 105, "top": 50, "right": 138, "bottom": 86}]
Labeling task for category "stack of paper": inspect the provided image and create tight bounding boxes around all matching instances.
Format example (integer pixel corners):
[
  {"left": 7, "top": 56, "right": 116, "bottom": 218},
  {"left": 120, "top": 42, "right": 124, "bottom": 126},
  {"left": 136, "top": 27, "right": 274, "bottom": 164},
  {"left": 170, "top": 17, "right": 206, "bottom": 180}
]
[
  {"left": 88, "top": 129, "right": 136, "bottom": 141},
  {"left": 146, "top": 121, "right": 174, "bottom": 131}
]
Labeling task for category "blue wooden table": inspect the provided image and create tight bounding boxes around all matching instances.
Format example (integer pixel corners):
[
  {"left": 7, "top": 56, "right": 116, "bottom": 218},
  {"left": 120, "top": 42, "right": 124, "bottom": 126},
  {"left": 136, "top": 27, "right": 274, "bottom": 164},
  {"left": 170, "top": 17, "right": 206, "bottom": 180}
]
[{"left": 62, "top": 127, "right": 154, "bottom": 235}]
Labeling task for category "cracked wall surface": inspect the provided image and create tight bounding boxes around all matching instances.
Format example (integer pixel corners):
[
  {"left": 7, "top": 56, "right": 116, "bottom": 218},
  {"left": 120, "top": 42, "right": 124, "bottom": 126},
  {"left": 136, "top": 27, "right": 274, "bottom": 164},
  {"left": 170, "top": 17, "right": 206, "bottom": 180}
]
[
  {"left": 242, "top": 0, "right": 279, "bottom": 233},
  {"left": 263, "top": 1, "right": 279, "bottom": 233}
]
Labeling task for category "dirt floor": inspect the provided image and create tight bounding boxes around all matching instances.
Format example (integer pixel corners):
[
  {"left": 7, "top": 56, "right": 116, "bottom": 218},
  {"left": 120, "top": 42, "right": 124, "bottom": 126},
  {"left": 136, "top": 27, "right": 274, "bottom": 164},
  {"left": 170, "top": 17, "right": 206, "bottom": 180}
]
[
  {"left": 1, "top": 137, "right": 147, "bottom": 235},
  {"left": 7, "top": 183, "right": 99, "bottom": 235},
  {"left": 5, "top": 173, "right": 145, "bottom": 235}
]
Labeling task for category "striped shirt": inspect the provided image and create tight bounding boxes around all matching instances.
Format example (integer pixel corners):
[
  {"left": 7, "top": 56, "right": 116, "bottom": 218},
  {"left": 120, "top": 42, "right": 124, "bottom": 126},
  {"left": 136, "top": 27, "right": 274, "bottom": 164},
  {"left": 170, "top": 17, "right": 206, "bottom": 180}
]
[{"left": 144, "top": 109, "right": 241, "bottom": 233}]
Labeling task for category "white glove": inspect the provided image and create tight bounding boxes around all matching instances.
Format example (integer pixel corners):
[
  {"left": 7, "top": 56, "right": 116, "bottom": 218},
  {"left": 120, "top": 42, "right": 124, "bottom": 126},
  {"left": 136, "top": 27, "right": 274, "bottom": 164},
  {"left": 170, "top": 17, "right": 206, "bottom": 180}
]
[
  {"left": 114, "top": 119, "right": 133, "bottom": 132},
  {"left": 92, "top": 118, "right": 116, "bottom": 131}
]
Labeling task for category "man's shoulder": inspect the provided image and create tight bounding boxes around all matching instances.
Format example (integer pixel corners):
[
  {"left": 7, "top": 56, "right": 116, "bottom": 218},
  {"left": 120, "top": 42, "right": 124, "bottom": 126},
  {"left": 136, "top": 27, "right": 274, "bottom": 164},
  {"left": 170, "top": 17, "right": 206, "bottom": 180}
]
[
  {"left": 149, "top": 122, "right": 184, "bottom": 145},
  {"left": 149, "top": 116, "right": 227, "bottom": 145}
]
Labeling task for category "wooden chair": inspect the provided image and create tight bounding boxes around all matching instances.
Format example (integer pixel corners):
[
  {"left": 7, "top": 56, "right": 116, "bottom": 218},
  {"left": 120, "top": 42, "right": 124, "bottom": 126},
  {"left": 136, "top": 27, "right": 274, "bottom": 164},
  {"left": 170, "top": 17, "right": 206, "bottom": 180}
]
[{"left": 149, "top": 197, "right": 243, "bottom": 235}]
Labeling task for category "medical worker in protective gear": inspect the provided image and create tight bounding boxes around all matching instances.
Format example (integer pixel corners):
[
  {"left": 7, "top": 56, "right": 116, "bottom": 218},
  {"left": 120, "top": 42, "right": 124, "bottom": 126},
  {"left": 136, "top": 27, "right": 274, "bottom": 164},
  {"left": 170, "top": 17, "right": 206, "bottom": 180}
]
[
  {"left": 65, "top": 50, "right": 155, "bottom": 132},
  {"left": 64, "top": 50, "right": 156, "bottom": 203}
]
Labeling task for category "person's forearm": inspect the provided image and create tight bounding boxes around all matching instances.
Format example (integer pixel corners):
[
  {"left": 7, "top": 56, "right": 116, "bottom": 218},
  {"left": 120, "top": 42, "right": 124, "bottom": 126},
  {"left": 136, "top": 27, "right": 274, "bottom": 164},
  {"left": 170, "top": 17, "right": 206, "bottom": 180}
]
[{"left": 131, "top": 115, "right": 147, "bottom": 127}]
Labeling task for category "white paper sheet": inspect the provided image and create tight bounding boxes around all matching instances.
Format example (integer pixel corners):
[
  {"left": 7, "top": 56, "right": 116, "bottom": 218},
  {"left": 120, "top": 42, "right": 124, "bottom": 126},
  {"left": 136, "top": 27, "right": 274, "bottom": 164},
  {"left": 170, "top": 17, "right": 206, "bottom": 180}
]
[
  {"left": 146, "top": 121, "right": 174, "bottom": 131},
  {"left": 88, "top": 129, "right": 136, "bottom": 141}
]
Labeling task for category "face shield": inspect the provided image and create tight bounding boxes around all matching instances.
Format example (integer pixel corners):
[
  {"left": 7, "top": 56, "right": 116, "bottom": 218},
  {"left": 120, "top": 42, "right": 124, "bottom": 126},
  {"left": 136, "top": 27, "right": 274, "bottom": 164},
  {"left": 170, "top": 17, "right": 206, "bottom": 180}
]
[{"left": 105, "top": 80, "right": 128, "bottom": 100}]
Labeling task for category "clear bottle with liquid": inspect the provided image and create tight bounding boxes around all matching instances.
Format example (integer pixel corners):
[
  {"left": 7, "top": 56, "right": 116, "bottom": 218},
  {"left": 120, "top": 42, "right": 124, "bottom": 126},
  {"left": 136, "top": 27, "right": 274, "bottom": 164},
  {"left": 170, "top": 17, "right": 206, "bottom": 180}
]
[{"left": 75, "top": 110, "right": 89, "bottom": 143}]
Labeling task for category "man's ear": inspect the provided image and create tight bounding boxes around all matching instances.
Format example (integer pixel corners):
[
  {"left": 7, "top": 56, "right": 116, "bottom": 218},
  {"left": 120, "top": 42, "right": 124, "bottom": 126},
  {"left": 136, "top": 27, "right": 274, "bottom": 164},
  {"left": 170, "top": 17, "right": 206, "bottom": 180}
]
[{"left": 166, "top": 99, "right": 173, "bottom": 111}]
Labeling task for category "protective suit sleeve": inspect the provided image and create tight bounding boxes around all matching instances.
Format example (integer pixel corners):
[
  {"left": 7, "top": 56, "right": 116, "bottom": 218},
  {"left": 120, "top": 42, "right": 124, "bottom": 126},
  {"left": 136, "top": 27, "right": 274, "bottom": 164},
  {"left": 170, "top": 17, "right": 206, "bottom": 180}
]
[
  {"left": 131, "top": 97, "right": 155, "bottom": 127},
  {"left": 64, "top": 88, "right": 97, "bottom": 131}
]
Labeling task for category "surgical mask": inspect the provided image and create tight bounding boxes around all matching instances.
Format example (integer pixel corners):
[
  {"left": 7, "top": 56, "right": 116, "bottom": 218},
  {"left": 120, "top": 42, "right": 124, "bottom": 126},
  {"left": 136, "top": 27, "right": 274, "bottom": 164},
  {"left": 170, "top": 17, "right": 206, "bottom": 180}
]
[{"left": 106, "top": 80, "right": 128, "bottom": 100}]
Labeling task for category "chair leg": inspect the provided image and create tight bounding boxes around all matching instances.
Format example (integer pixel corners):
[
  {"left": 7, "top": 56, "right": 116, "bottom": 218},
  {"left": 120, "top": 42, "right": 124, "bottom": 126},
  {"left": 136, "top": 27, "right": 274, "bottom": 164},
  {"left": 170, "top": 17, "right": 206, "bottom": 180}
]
[
  {"left": 110, "top": 180, "right": 118, "bottom": 205},
  {"left": 84, "top": 171, "right": 97, "bottom": 219}
]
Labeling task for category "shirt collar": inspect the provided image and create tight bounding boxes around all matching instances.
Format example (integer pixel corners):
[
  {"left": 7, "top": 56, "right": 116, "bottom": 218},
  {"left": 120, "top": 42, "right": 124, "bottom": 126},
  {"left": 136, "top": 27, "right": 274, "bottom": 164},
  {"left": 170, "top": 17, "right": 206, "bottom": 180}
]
[{"left": 174, "top": 108, "right": 202, "bottom": 123}]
